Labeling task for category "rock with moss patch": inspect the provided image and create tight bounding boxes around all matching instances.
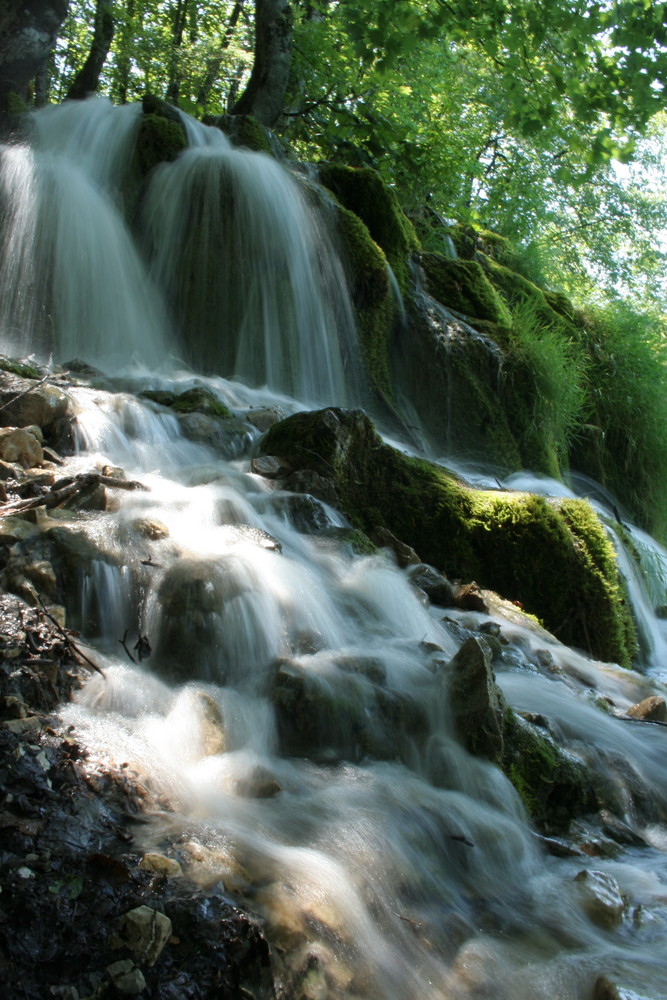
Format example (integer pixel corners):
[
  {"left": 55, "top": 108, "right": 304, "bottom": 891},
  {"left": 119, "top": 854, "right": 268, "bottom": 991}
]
[
  {"left": 318, "top": 163, "right": 419, "bottom": 293},
  {"left": 420, "top": 253, "right": 512, "bottom": 332},
  {"left": 137, "top": 113, "right": 187, "bottom": 177},
  {"left": 258, "top": 407, "right": 636, "bottom": 666}
]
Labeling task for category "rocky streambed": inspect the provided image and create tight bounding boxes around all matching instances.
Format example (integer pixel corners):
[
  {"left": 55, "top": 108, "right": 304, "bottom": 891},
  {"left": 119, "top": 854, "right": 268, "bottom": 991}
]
[{"left": 1, "top": 361, "right": 667, "bottom": 1000}]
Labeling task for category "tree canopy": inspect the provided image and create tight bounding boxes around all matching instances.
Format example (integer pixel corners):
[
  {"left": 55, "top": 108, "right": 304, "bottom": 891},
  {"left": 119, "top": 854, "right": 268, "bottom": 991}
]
[{"left": 4, "top": 0, "right": 667, "bottom": 308}]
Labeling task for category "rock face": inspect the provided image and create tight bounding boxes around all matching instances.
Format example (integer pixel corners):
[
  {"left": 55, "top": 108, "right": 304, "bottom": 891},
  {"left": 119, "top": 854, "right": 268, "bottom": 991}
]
[
  {"left": 258, "top": 407, "right": 636, "bottom": 666},
  {"left": 447, "top": 637, "right": 594, "bottom": 831}
]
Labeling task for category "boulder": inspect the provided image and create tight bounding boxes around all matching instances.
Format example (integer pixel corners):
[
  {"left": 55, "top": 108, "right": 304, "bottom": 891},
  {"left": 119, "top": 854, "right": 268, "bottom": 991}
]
[
  {"left": 259, "top": 407, "right": 636, "bottom": 667},
  {"left": 573, "top": 870, "right": 625, "bottom": 929},
  {"left": 0, "top": 427, "right": 43, "bottom": 468},
  {"left": 448, "top": 637, "right": 506, "bottom": 760},
  {"left": 118, "top": 905, "right": 172, "bottom": 966},
  {"left": 625, "top": 695, "right": 667, "bottom": 722}
]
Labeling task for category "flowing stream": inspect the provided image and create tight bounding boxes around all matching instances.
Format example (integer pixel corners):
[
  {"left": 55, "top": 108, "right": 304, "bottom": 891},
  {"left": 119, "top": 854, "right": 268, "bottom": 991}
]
[{"left": 1, "top": 98, "right": 667, "bottom": 999}]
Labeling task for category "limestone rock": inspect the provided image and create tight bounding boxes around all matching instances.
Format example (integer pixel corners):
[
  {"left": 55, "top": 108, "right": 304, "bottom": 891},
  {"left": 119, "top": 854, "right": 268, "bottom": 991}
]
[
  {"left": 118, "top": 905, "right": 172, "bottom": 966},
  {"left": 139, "top": 853, "right": 183, "bottom": 878},
  {"left": 370, "top": 526, "right": 421, "bottom": 567},
  {"left": 626, "top": 695, "right": 667, "bottom": 722},
  {"left": 106, "top": 959, "right": 147, "bottom": 995},
  {"left": 0, "top": 427, "right": 43, "bottom": 468},
  {"left": 573, "top": 869, "right": 625, "bottom": 929},
  {"left": 448, "top": 636, "right": 506, "bottom": 760},
  {"left": 408, "top": 563, "right": 455, "bottom": 605}
]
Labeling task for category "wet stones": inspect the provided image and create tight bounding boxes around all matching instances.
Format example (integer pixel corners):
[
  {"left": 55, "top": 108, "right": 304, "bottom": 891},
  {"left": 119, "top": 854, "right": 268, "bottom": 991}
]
[
  {"left": 118, "top": 905, "right": 172, "bottom": 966},
  {"left": 573, "top": 869, "right": 626, "bottom": 929},
  {"left": 272, "top": 656, "right": 425, "bottom": 764},
  {"left": 625, "top": 694, "right": 667, "bottom": 722},
  {"left": 448, "top": 636, "right": 506, "bottom": 760}
]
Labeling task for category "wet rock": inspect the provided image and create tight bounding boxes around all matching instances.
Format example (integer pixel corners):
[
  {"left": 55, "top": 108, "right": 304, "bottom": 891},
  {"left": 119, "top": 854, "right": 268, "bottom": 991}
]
[
  {"left": 284, "top": 469, "right": 339, "bottom": 507},
  {"left": 118, "top": 904, "right": 172, "bottom": 966},
  {"left": 625, "top": 695, "right": 667, "bottom": 722},
  {"left": 177, "top": 412, "right": 253, "bottom": 456},
  {"left": 273, "top": 657, "right": 425, "bottom": 764},
  {"left": 140, "top": 853, "right": 183, "bottom": 878},
  {"left": 594, "top": 975, "right": 653, "bottom": 1000},
  {"left": 370, "top": 526, "right": 421, "bottom": 567},
  {"left": 448, "top": 637, "right": 506, "bottom": 760},
  {"left": 269, "top": 491, "right": 332, "bottom": 533},
  {"left": 106, "top": 959, "right": 147, "bottom": 995},
  {"left": 453, "top": 581, "right": 489, "bottom": 612},
  {"left": 132, "top": 516, "right": 169, "bottom": 540},
  {"left": 573, "top": 869, "right": 625, "bottom": 928},
  {"left": 408, "top": 562, "right": 455, "bottom": 605},
  {"left": 251, "top": 454, "right": 292, "bottom": 478},
  {"left": 235, "top": 765, "right": 282, "bottom": 799},
  {"left": 247, "top": 407, "right": 284, "bottom": 432},
  {"left": 0, "top": 372, "right": 72, "bottom": 434},
  {"left": 0, "top": 426, "right": 44, "bottom": 468},
  {"left": 196, "top": 692, "right": 227, "bottom": 756}
]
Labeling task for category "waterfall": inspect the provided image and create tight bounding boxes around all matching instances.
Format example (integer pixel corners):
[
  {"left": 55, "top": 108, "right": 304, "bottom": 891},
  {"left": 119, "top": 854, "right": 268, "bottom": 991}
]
[{"left": 1, "top": 97, "right": 667, "bottom": 1000}]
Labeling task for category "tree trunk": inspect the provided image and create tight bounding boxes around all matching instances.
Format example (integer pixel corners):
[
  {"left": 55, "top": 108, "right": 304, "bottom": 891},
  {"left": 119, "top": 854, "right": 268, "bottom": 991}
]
[
  {"left": 232, "top": 0, "right": 292, "bottom": 128},
  {"left": 66, "top": 0, "right": 115, "bottom": 100},
  {"left": 0, "top": 0, "right": 70, "bottom": 104},
  {"left": 114, "top": 0, "right": 136, "bottom": 104},
  {"left": 196, "top": 0, "right": 246, "bottom": 112}
]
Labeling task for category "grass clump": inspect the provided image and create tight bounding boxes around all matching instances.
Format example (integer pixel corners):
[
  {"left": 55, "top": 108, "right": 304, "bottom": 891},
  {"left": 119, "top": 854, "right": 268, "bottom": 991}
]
[
  {"left": 571, "top": 303, "right": 667, "bottom": 541},
  {"left": 503, "top": 299, "right": 588, "bottom": 477}
]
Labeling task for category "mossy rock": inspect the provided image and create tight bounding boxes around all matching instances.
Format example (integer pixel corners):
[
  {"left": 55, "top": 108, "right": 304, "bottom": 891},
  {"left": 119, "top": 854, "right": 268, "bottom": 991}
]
[
  {"left": 479, "top": 254, "right": 565, "bottom": 329},
  {"left": 501, "top": 709, "right": 595, "bottom": 833},
  {"left": 216, "top": 114, "right": 275, "bottom": 155},
  {"left": 136, "top": 113, "right": 187, "bottom": 177},
  {"left": 140, "top": 386, "right": 232, "bottom": 418},
  {"left": 396, "top": 295, "right": 522, "bottom": 466},
  {"left": 449, "top": 225, "right": 522, "bottom": 272},
  {"left": 334, "top": 205, "right": 395, "bottom": 398},
  {"left": 259, "top": 408, "right": 636, "bottom": 666},
  {"left": 420, "top": 253, "right": 512, "bottom": 334},
  {"left": 318, "top": 163, "right": 420, "bottom": 292},
  {"left": 169, "top": 387, "right": 233, "bottom": 418},
  {"left": 0, "top": 356, "right": 42, "bottom": 380}
]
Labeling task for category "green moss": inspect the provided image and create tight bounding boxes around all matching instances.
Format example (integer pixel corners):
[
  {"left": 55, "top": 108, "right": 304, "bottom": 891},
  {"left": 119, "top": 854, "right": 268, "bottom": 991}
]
[
  {"left": 138, "top": 389, "right": 178, "bottom": 407},
  {"left": 420, "top": 253, "right": 512, "bottom": 334},
  {"left": 217, "top": 114, "right": 273, "bottom": 154},
  {"left": 398, "top": 295, "right": 522, "bottom": 467},
  {"left": 260, "top": 408, "right": 636, "bottom": 666},
  {"left": 501, "top": 709, "right": 595, "bottom": 832},
  {"left": 450, "top": 225, "right": 523, "bottom": 273},
  {"left": 335, "top": 206, "right": 395, "bottom": 399},
  {"left": 318, "top": 163, "right": 420, "bottom": 292},
  {"left": 137, "top": 113, "right": 187, "bottom": 176},
  {"left": 2, "top": 91, "right": 28, "bottom": 116},
  {"left": 0, "top": 356, "right": 41, "bottom": 379},
  {"left": 170, "top": 387, "right": 233, "bottom": 418},
  {"left": 139, "top": 386, "right": 232, "bottom": 418}
]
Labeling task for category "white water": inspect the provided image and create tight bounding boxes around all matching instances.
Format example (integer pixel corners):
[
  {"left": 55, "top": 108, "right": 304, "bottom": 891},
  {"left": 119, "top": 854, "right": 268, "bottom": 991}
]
[{"left": 1, "top": 98, "right": 667, "bottom": 999}]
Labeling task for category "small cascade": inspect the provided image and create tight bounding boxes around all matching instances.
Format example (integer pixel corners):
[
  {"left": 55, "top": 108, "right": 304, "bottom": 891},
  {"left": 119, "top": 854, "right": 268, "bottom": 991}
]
[
  {"left": 37, "top": 382, "right": 665, "bottom": 1000},
  {"left": 1, "top": 95, "right": 667, "bottom": 1000},
  {"left": 0, "top": 99, "right": 174, "bottom": 368},
  {"left": 141, "top": 115, "right": 363, "bottom": 403}
]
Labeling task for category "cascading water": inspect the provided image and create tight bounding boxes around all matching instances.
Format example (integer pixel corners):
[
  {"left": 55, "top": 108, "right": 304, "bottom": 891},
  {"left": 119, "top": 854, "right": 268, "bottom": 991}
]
[{"left": 1, "top": 97, "right": 667, "bottom": 999}]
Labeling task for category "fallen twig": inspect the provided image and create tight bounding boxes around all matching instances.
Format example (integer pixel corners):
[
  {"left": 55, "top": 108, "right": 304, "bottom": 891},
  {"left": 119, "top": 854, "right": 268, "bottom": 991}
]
[
  {"left": 0, "top": 471, "right": 149, "bottom": 515},
  {"left": 119, "top": 629, "right": 136, "bottom": 664},
  {"left": 37, "top": 597, "right": 105, "bottom": 677},
  {"left": 0, "top": 373, "right": 50, "bottom": 414}
]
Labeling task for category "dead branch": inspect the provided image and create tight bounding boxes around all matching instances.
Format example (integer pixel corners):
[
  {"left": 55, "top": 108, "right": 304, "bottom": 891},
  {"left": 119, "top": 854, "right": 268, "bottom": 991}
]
[{"left": 37, "top": 597, "right": 105, "bottom": 677}]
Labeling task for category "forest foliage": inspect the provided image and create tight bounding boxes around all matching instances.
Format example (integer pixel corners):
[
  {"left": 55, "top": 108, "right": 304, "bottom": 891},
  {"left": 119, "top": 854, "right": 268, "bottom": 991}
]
[{"left": 41, "top": 0, "right": 667, "bottom": 314}]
